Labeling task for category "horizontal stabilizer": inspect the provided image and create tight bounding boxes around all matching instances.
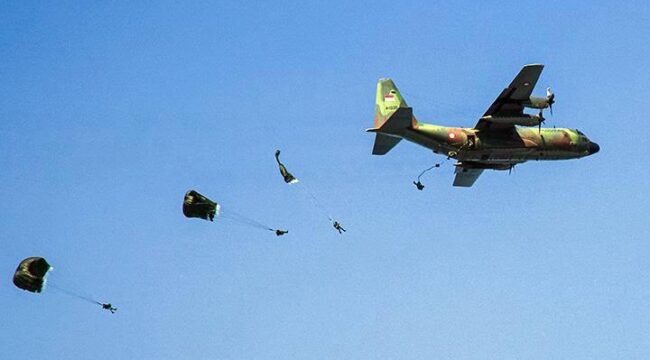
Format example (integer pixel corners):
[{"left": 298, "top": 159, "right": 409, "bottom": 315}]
[
  {"left": 372, "top": 134, "right": 402, "bottom": 155},
  {"left": 453, "top": 166, "right": 484, "bottom": 187}
]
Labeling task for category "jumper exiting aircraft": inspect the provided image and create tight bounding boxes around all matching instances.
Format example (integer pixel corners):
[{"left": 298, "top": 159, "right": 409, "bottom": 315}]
[{"left": 368, "top": 64, "right": 600, "bottom": 187}]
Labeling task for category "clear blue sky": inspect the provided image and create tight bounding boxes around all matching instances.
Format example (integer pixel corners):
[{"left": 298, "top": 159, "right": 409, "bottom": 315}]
[{"left": 2, "top": 1, "right": 649, "bottom": 359}]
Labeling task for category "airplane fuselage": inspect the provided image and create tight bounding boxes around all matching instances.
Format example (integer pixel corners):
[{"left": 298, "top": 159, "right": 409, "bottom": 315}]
[{"left": 402, "top": 122, "right": 599, "bottom": 169}]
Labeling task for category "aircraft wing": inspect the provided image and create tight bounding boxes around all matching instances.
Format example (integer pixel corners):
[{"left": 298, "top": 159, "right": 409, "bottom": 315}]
[
  {"left": 453, "top": 165, "right": 484, "bottom": 187},
  {"left": 474, "top": 64, "right": 544, "bottom": 131}
]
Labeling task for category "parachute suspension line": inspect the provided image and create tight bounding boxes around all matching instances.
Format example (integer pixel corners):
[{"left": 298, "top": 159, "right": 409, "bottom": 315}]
[
  {"left": 297, "top": 182, "right": 334, "bottom": 222},
  {"left": 221, "top": 213, "right": 273, "bottom": 231},
  {"left": 47, "top": 283, "right": 101, "bottom": 306},
  {"left": 417, "top": 163, "right": 440, "bottom": 182},
  {"left": 220, "top": 208, "right": 274, "bottom": 232}
]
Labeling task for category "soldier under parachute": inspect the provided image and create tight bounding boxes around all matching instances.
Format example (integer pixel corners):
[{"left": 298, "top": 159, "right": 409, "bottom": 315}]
[
  {"left": 412, "top": 162, "right": 444, "bottom": 190},
  {"left": 183, "top": 189, "right": 288, "bottom": 236},
  {"left": 333, "top": 221, "right": 346, "bottom": 234},
  {"left": 13, "top": 257, "right": 118, "bottom": 314},
  {"left": 101, "top": 303, "right": 117, "bottom": 313}
]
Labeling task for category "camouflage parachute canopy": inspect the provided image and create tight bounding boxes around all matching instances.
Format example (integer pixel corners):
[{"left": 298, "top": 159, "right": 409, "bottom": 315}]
[
  {"left": 275, "top": 150, "right": 298, "bottom": 184},
  {"left": 13, "top": 257, "right": 51, "bottom": 293},
  {"left": 183, "top": 190, "right": 220, "bottom": 221}
]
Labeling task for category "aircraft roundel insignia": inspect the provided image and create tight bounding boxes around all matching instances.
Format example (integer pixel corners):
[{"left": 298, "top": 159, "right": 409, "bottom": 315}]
[{"left": 448, "top": 132, "right": 456, "bottom": 139}]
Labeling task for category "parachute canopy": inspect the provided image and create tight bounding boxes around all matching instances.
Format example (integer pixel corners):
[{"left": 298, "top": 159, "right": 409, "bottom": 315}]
[
  {"left": 13, "top": 257, "right": 51, "bottom": 293},
  {"left": 275, "top": 150, "right": 298, "bottom": 184},
  {"left": 183, "top": 190, "right": 220, "bottom": 221}
]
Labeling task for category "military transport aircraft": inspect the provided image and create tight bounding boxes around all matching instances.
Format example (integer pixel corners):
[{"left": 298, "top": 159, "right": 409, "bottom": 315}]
[{"left": 368, "top": 64, "right": 600, "bottom": 187}]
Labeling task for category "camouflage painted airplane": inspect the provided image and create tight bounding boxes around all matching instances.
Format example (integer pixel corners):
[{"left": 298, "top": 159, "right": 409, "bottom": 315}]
[{"left": 368, "top": 64, "right": 600, "bottom": 187}]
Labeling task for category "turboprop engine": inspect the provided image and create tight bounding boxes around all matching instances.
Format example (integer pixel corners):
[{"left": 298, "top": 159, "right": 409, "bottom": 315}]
[
  {"left": 481, "top": 87, "right": 554, "bottom": 131},
  {"left": 524, "top": 87, "right": 555, "bottom": 114}
]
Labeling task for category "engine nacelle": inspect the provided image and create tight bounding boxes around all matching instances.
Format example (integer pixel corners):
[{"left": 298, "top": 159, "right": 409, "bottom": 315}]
[
  {"left": 479, "top": 114, "right": 542, "bottom": 127},
  {"left": 525, "top": 88, "right": 554, "bottom": 111},
  {"left": 525, "top": 96, "right": 551, "bottom": 110}
]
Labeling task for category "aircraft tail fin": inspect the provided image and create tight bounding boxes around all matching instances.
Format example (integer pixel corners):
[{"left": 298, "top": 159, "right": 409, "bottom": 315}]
[
  {"left": 368, "top": 79, "right": 415, "bottom": 155},
  {"left": 373, "top": 78, "right": 409, "bottom": 128}
]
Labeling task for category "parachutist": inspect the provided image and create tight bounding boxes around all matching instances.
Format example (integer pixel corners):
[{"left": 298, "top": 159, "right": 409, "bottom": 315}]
[
  {"left": 275, "top": 229, "right": 288, "bottom": 236},
  {"left": 101, "top": 303, "right": 117, "bottom": 314},
  {"left": 414, "top": 163, "right": 443, "bottom": 191},
  {"left": 333, "top": 221, "right": 346, "bottom": 234}
]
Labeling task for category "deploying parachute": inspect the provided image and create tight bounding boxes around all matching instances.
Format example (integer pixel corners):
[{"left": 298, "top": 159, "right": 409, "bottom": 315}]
[
  {"left": 182, "top": 189, "right": 288, "bottom": 236},
  {"left": 183, "top": 190, "right": 220, "bottom": 221},
  {"left": 12, "top": 257, "right": 117, "bottom": 313},
  {"left": 275, "top": 150, "right": 298, "bottom": 184},
  {"left": 274, "top": 150, "right": 346, "bottom": 234},
  {"left": 13, "top": 257, "right": 51, "bottom": 293}
]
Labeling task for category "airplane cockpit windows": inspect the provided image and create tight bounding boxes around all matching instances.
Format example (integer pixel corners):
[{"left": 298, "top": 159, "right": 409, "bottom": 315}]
[{"left": 574, "top": 129, "right": 589, "bottom": 142}]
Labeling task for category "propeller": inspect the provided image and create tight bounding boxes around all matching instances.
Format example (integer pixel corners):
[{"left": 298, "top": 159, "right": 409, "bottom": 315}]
[
  {"left": 546, "top": 87, "right": 555, "bottom": 115},
  {"left": 537, "top": 110, "right": 546, "bottom": 133},
  {"left": 536, "top": 87, "right": 554, "bottom": 133}
]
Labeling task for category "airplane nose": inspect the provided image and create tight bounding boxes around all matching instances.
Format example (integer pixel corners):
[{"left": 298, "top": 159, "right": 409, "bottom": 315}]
[{"left": 588, "top": 141, "right": 600, "bottom": 155}]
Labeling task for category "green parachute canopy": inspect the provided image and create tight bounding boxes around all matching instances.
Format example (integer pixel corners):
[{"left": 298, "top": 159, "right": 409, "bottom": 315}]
[
  {"left": 183, "top": 190, "right": 220, "bottom": 221},
  {"left": 13, "top": 257, "right": 51, "bottom": 293},
  {"left": 275, "top": 150, "right": 298, "bottom": 184}
]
